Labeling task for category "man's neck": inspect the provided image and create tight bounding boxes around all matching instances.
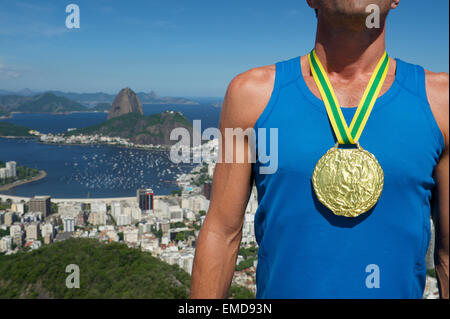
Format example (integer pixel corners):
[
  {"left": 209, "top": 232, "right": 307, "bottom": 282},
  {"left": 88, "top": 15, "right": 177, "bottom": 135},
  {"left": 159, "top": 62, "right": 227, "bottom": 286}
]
[{"left": 314, "top": 18, "right": 387, "bottom": 80}]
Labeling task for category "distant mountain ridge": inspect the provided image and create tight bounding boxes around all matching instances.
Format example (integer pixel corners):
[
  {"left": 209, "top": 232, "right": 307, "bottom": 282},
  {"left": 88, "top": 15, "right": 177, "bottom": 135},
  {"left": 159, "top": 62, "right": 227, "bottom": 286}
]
[
  {"left": 0, "top": 89, "right": 200, "bottom": 106},
  {"left": 0, "top": 92, "right": 87, "bottom": 116}
]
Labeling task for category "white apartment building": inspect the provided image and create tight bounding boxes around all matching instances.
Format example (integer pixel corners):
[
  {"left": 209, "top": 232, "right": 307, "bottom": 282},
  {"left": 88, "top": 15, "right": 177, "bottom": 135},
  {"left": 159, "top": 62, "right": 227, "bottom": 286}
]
[
  {"left": 241, "top": 213, "right": 256, "bottom": 244},
  {"left": 4, "top": 211, "right": 14, "bottom": 226},
  {"left": 91, "top": 202, "right": 107, "bottom": 214},
  {"left": 116, "top": 214, "right": 131, "bottom": 226},
  {"left": 208, "top": 162, "right": 216, "bottom": 178},
  {"left": 183, "top": 209, "right": 196, "bottom": 221},
  {"left": 123, "top": 206, "right": 141, "bottom": 223},
  {"left": 0, "top": 236, "right": 12, "bottom": 252},
  {"left": 41, "top": 223, "right": 54, "bottom": 239},
  {"left": 88, "top": 211, "right": 107, "bottom": 226},
  {"left": 11, "top": 202, "right": 25, "bottom": 214},
  {"left": 0, "top": 168, "right": 7, "bottom": 179},
  {"left": 10, "top": 224, "right": 22, "bottom": 237},
  {"left": 5, "top": 161, "right": 16, "bottom": 178},
  {"left": 181, "top": 195, "right": 209, "bottom": 213},
  {"left": 63, "top": 216, "right": 75, "bottom": 232},
  {"left": 169, "top": 206, "right": 183, "bottom": 223},
  {"left": 124, "top": 229, "right": 139, "bottom": 243},
  {"left": 58, "top": 202, "right": 83, "bottom": 218}
]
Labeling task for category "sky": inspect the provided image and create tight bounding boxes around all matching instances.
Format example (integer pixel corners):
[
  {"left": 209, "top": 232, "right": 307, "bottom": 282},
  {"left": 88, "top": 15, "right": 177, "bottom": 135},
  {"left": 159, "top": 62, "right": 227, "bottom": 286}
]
[{"left": 0, "top": 0, "right": 448, "bottom": 97}]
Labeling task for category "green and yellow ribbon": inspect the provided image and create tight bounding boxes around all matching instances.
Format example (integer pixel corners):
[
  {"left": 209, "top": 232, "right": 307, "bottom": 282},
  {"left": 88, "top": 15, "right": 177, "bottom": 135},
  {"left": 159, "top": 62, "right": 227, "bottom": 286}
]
[{"left": 308, "top": 49, "right": 390, "bottom": 144}]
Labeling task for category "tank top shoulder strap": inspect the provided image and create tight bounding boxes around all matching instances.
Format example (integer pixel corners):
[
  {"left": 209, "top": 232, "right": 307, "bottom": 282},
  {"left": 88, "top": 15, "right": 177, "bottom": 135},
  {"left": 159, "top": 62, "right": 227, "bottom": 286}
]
[
  {"left": 275, "top": 56, "right": 302, "bottom": 88},
  {"left": 394, "top": 58, "right": 428, "bottom": 104},
  {"left": 394, "top": 58, "right": 445, "bottom": 151}
]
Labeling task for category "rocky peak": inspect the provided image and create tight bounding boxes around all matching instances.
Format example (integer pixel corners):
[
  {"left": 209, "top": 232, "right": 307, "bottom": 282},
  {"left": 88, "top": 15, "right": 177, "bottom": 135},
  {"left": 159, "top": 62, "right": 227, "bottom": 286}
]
[{"left": 107, "top": 87, "right": 143, "bottom": 120}]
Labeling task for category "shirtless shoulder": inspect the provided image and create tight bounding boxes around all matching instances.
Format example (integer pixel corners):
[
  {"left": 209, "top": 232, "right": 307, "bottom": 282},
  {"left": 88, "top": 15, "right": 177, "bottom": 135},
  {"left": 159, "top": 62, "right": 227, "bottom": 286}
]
[
  {"left": 425, "top": 70, "right": 449, "bottom": 150},
  {"left": 220, "top": 65, "right": 276, "bottom": 130}
]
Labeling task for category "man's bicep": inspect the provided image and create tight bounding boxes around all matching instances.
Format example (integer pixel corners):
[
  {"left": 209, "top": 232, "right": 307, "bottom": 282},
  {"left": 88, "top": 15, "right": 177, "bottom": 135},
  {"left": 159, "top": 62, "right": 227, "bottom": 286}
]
[
  {"left": 202, "top": 73, "right": 262, "bottom": 234},
  {"left": 206, "top": 162, "right": 253, "bottom": 234}
]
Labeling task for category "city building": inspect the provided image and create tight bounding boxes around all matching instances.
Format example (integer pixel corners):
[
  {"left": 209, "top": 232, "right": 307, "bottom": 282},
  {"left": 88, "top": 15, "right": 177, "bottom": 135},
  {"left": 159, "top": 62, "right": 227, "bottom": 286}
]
[
  {"left": 124, "top": 229, "right": 139, "bottom": 243},
  {"left": 137, "top": 188, "right": 154, "bottom": 211},
  {"left": 75, "top": 211, "right": 86, "bottom": 226},
  {"left": 160, "top": 220, "right": 170, "bottom": 235},
  {"left": 111, "top": 202, "right": 122, "bottom": 217},
  {"left": 138, "top": 222, "right": 153, "bottom": 235},
  {"left": 41, "top": 223, "right": 54, "bottom": 239},
  {"left": 11, "top": 202, "right": 25, "bottom": 214},
  {"left": 91, "top": 202, "right": 107, "bottom": 214},
  {"left": 25, "top": 223, "right": 40, "bottom": 241},
  {"left": 4, "top": 211, "right": 14, "bottom": 226},
  {"left": 180, "top": 195, "right": 209, "bottom": 213},
  {"left": 207, "top": 162, "right": 216, "bottom": 178},
  {"left": 0, "top": 168, "right": 7, "bottom": 179},
  {"left": 12, "top": 231, "right": 24, "bottom": 247},
  {"left": 88, "top": 211, "right": 107, "bottom": 226},
  {"left": 58, "top": 201, "right": 83, "bottom": 218},
  {"left": 5, "top": 161, "right": 17, "bottom": 178},
  {"left": 10, "top": 224, "right": 22, "bottom": 237},
  {"left": 63, "top": 216, "right": 75, "bottom": 233},
  {"left": 21, "top": 212, "right": 43, "bottom": 223},
  {"left": 0, "top": 236, "right": 12, "bottom": 252},
  {"left": 116, "top": 214, "right": 131, "bottom": 226},
  {"left": 29, "top": 196, "right": 51, "bottom": 217},
  {"left": 169, "top": 206, "right": 183, "bottom": 223}
]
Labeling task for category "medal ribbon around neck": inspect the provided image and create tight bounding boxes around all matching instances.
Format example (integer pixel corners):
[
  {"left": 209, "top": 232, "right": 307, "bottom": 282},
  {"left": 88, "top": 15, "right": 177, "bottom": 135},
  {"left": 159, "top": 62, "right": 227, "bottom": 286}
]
[{"left": 308, "top": 49, "right": 390, "bottom": 144}]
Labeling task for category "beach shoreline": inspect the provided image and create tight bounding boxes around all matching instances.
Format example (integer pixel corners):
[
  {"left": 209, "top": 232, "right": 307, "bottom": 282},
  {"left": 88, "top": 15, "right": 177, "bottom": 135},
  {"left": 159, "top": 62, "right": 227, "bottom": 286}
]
[{"left": 0, "top": 170, "right": 47, "bottom": 191}]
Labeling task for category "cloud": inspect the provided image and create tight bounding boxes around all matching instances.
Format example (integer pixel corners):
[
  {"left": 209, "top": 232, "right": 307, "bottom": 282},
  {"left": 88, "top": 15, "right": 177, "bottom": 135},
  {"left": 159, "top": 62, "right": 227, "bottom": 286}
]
[{"left": 0, "top": 64, "right": 21, "bottom": 79}]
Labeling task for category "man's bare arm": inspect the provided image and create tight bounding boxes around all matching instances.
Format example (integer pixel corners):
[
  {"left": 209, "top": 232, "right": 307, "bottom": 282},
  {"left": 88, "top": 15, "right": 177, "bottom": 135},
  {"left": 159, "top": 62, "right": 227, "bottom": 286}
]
[
  {"left": 426, "top": 70, "right": 449, "bottom": 299},
  {"left": 190, "top": 66, "right": 275, "bottom": 298}
]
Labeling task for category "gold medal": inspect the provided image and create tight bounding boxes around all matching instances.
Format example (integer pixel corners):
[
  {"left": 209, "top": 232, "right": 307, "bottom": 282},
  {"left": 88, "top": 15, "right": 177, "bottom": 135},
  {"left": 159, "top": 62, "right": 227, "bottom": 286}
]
[
  {"left": 308, "top": 49, "right": 390, "bottom": 217},
  {"left": 312, "top": 143, "right": 384, "bottom": 218}
]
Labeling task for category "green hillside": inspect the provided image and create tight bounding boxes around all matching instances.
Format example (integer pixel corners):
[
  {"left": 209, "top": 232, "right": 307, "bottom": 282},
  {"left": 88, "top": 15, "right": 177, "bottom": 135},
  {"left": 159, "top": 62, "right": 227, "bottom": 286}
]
[
  {"left": 0, "top": 238, "right": 254, "bottom": 299},
  {"left": 17, "top": 92, "right": 87, "bottom": 113},
  {"left": 0, "top": 122, "right": 32, "bottom": 137},
  {"left": 67, "top": 111, "right": 193, "bottom": 146},
  {"left": 0, "top": 92, "right": 87, "bottom": 115}
]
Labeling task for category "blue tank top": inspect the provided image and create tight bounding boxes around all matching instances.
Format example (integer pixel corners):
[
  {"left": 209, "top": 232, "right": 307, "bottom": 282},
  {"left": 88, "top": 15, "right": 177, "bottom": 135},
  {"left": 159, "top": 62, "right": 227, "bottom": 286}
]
[{"left": 252, "top": 56, "right": 445, "bottom": 299}]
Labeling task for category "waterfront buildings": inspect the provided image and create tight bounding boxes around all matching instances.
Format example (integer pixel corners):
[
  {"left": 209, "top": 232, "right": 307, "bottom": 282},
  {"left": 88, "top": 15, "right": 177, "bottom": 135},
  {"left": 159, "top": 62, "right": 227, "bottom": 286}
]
[
  {"left": 5, "top": 161, "right": 16, "bottom": 178},
  {"left": 0, "top": 161, "right": 17, "bottom": 179},
  {"left": 29, "top": 196, "right": 51, "bottom": 217},
  {"left": 137, "top": 188, "right": 154, "bottom": 211}
]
